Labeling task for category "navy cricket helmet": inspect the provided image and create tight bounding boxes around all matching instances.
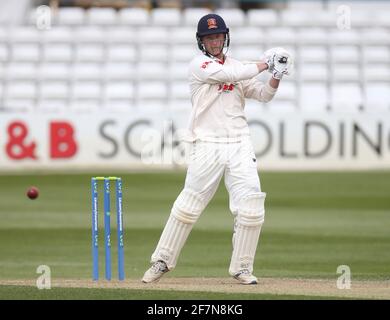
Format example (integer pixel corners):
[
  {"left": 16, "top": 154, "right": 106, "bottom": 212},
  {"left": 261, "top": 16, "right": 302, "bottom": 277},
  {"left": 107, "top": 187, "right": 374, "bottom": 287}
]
[{"left": 196, "top": 14, "right": 230, "bottom": 54}]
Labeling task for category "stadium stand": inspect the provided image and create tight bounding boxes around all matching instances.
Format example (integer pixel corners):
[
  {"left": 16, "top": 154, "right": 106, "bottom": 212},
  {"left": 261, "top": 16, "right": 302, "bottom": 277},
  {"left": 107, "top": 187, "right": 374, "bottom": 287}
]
[{"left": 0, "top": 0, "right": 389, "bottom": 113}]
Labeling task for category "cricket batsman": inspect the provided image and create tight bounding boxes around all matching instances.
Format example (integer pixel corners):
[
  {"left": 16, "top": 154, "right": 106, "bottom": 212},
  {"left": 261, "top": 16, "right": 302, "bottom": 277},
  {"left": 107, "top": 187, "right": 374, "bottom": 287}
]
[{"left": 142, "top": 13, "right": 293, "bottom": 284}]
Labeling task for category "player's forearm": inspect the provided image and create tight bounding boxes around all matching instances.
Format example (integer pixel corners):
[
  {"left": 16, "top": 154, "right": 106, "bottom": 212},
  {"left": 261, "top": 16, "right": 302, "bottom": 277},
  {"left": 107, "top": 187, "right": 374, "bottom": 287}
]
[
  {"left": 258, "top": 82, "right": 278, "bottom": 102},
  {"left": 269, "top": 77, "right": 280, "bottom": 89},
  {"left": 256, "top": 62, "right": 269, "bottom": 73},
  {"left": 210, "top": 64, "right": 262, "bottom": 83}
]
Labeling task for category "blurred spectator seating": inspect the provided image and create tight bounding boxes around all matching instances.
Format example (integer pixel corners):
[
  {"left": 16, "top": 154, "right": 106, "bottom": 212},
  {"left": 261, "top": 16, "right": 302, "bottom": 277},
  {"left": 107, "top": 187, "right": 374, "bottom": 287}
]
[{"left": 0, "top": 4, "right": 389, "bottom": 114}]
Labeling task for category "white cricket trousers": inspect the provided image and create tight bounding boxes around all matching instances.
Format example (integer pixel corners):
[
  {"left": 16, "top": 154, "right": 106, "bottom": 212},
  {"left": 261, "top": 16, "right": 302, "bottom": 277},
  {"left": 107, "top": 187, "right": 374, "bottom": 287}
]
[{"left": 151, "top": 137, "right": 266, "bottom": 275}]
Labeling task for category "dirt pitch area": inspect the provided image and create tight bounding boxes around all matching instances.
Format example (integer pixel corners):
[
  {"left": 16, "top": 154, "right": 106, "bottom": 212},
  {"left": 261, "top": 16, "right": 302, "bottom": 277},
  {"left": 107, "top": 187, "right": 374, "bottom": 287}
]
[{"left": 1, "top": 277, "right": 389, "bottom": 299}]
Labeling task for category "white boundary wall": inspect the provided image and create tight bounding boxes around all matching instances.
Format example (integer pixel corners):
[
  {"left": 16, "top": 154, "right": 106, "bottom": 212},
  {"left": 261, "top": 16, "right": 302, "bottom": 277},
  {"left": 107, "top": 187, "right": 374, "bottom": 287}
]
[{"left": 0, "top": 111, "right": 389, "bottom": 172}]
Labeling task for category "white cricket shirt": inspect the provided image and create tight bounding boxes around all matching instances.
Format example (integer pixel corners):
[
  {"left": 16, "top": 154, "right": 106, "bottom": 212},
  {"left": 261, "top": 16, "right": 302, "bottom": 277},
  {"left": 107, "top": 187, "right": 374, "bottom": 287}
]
[{"left": 185, "top": 53, "right": 277, "bottom": 143}]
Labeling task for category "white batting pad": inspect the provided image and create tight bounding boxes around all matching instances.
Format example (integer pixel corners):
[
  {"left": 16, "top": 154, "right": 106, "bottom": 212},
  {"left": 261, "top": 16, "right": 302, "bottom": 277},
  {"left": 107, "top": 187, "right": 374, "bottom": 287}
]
[
  {"left": 229, "top": 192, "right": 266, "bottom": 275},
  {"left": 151, "top": 188, "right": 205, "bottom": 269},
  {"left": 151, "top": 214, "right": 193, "bottom": 269}
]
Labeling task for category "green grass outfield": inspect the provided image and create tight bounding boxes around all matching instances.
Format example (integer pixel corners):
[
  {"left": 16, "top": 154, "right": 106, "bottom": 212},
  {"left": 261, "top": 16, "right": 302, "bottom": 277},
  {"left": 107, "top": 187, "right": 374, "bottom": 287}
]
[{"left": 0, "top": 171, "right": 389, "bottom": 299}]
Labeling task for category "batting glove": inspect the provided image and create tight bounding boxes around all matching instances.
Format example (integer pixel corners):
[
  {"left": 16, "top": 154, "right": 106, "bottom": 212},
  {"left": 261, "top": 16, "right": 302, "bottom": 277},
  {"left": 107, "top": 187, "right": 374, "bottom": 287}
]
[
  {"left": 263, "top": 52, "right": 275, "bottom": 71},
  {"left": 263, "top": 47, "right": 294, "bottom": 79},
  {"left": 271, "top": 69, "right": 284, "bottom": 80}
]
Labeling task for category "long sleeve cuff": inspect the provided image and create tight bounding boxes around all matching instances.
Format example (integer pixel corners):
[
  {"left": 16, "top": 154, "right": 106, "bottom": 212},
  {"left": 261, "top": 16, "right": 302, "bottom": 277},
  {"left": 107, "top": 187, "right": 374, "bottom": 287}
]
[{"left": 260, "top": 82, "right": 278, "bottom": 102}]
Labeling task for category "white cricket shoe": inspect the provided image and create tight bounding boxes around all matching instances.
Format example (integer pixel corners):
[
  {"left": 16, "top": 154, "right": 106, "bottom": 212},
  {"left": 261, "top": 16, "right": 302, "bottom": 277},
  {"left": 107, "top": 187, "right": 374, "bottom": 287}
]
[
  {"left": 142, "top": 260, "right": 169, "bottom": 283},
  {"left": 233, "top": 269, "right": 258, "bottom": 285}
]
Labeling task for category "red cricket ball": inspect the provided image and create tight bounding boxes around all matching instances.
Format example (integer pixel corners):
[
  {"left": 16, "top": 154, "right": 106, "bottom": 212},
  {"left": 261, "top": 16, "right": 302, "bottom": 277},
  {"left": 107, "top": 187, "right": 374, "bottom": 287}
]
[{"left": 27, "top": 186, "right": 39, "bottom": 200}]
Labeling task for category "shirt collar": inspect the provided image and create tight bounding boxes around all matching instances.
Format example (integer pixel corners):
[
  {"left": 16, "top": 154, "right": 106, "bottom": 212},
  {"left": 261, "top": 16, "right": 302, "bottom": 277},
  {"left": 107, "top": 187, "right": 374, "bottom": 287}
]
[{"left": 205, "top": 53, "right": 226, "bottom": 65}]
